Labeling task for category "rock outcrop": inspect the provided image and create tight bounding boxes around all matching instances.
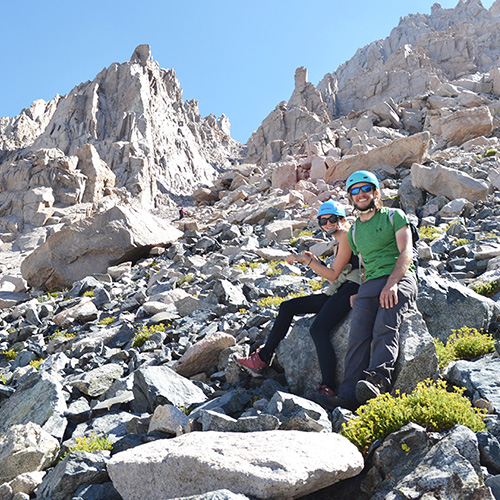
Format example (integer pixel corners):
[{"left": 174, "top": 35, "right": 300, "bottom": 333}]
[
  {"left": 0, "top": 44, "right": 243, "bottom": 225},
  {"left": 20, "top": 205, "right": 182, "bottom": 290},
  {"left": 246, "top": 0, "right": 500, "bottom": 167}
]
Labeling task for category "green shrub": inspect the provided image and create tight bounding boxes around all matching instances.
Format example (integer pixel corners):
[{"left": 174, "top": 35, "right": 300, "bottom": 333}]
[
  {"left": 177, "top": 405, "right": 192, "bottom": 415},
  {"left": 341, "top": 379, "right": 486, "bottom": 454},
  {"left": 418, "top": 226, "right": 441, "bottom": 241},
  {"left": 82, "top": 290, "right": 95, "bottom": 297},
  {"left": 37, "top": 290, "right": 61, "bottom": 302},
  {"left": 257, "top": 296, "right": 286, "bottom": 308},
  {"left": 0, "top": 374, "right": 7, "bottom": 385},
  {"left": 258, "top": 290, "right": 307, "bottom": 308},
  {"left": 308, "top": 278, "right": 326, "bottom": 291},
  {"left": 176, "top": 274, "right": 194, "bottom": 287},
  {"left": 60, "top": 433, "right": 113, "bottom": 460},
  {"left": 234, "top": 262, "right": 261, "bottom": 273},
  {"left": 485, "top": 149, "right": 498, "bottom": 157},
  {"left": 98, "top": 316, "right": 115, "bottom": 326},
  {"left": 29, "top": 358, "right": 44, "bottom": 370},
  {"left": 449, "top": 326, "right": 495, "bottom": 360},
  {"left": 435, "top": 327, "right": 495, "bottom": 371},
  {"left": 2, "top": 349, "right": 17, "bottom": 361},
  {"left": 434, "top": 338, "right": 456, "bottom": 372},
  {"left": 132, "top": 323, "right": 167, "bottom": 348},
  {"left": 290, "top": 230, "right": 315, "bottom": 246},
  {"left": 452, "top": 238, "right": 469, "bottom": 246},
  {"left": 265, "top": 260, "right": 282, "bottom": 277},
  {"left": 48, "top": 330, "right": 76, "bottom": 341},
  {"left": 469, "top": 279, "right": 499, "bottom": 297}
]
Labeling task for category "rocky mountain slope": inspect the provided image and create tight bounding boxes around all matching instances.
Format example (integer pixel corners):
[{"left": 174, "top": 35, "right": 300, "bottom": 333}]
[
  {"left": 0, "top": 44, "right": 242, "bottom": 217},
  {"left": 2, "top": 0, "right": 500, "bottom": 499},
  {"left": 246, "top": 0, "right": 500, "bottom": 164}
]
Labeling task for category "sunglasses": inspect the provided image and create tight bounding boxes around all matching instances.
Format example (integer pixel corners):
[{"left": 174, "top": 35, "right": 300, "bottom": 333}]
[
  {"left": 350, "top": 184, "right": 375, "bottom": 196},
  {"left": 318, "top": 215, "right": 339, "bottom": 226}
]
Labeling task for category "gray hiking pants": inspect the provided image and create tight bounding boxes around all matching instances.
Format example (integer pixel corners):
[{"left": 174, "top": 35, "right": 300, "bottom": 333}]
[{"left": 338, "top": 274, "right": 417, "bottom": 404}]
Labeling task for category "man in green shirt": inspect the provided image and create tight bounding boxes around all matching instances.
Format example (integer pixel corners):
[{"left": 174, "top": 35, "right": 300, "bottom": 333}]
[{"left": 327, "top": 170, "right": 418, "bottom": 411}]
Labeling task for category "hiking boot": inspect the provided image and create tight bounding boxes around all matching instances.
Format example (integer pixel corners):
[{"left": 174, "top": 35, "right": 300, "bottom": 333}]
[
  {"left": 309, "top": 384, "right": 339, "bottom": 409},
  {"left": 322, "top": 395, "right": 358, "bottom": 412},
  {"left": 236, "top": 349, "right": 267, "bottom": 377},
  {"left": 310, "top": 388, "right": 357, "bottom": 412},
  {"left": 355, "top": 371, "right": 390, "bottom": 405}
]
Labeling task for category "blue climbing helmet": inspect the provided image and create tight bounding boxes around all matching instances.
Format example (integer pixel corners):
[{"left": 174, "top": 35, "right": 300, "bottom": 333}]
[
  {"left": 346, "top": 170, "right": 380, "bottom": 193},
  {"left": 317, "top": 200, "right": 346, "bottom": 218}
]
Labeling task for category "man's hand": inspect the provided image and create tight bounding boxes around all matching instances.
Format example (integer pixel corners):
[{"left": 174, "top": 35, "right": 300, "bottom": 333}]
[{"left": 380, "top": 283, "right": 399, "bottom": 309}]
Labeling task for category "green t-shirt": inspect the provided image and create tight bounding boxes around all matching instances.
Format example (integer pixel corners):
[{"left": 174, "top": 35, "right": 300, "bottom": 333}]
[{"left": 348, "top": 207, "right": 415, "bottom": 282}]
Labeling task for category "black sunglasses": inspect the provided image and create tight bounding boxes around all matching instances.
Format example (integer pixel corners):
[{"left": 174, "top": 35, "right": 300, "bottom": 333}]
[
  {"left": 318, "top": 215, "right": 339, "bottom": 226},
  {"left": 350, "top": 184, "right": 375, "bottom": 196}
]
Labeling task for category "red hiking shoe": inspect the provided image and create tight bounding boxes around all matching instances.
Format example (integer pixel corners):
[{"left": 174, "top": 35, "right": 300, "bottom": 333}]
[
  {"left": 316, "top": 384, "right": 336, "bottom": 397},
  {"left": 309, "top": 384, "right": 338, "bottom": 408},
  {"left": 236, "top": 349, "right": 267, "bottom": 377}
]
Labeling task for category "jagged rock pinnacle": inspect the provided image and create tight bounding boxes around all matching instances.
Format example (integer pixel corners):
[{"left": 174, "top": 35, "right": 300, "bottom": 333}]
[{"left": 130, "top": 44, "right": 152, "bottom": 66}]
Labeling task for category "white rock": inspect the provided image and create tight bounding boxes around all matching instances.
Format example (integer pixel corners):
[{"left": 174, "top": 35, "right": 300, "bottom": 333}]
[
  {"left": 264, "top": 220, "right": 294, "bottom": 242},
  {"left": 148, "top": 405, "right": 190, "bottom": 436},
  {"left": 411, "top": 163, "right": 489, "bottom": 201},
  {"left": 0, "top": 423, "right": 59, "bottom": 484},
  {"left": 108, "top": 430, "right": 363, "bottom": 500}
]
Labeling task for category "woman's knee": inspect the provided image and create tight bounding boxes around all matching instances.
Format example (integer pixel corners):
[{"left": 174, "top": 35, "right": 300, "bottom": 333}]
[
  {"left": 310, "top": 320, "right": 329, "bottom": 341},
  {"left": 277, "top": 298, "right": 296, "bottom": 318}
]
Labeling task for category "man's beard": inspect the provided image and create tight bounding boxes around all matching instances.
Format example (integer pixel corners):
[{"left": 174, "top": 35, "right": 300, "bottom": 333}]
[{"left": 354, "top": 198, "right": 376, "bottom": 213}]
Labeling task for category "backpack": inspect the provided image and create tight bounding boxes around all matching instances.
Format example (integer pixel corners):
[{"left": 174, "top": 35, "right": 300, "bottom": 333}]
[{"left": 350, "top": 208, "right": 420, "bottom": 276}]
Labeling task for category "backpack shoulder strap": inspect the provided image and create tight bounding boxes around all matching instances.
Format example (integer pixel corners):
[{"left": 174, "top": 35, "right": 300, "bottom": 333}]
[
  {"left": 349, "top": 221, "right": 362, "bottom": 272},
  {"left": 350, "top": 221, "right": 357, "bottom": 250},
  {"left": 388, "top": 208, "right": 396, "bottom": 228}
]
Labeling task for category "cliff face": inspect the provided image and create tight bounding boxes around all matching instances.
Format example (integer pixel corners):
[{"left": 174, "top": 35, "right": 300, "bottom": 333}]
[
  {"left": 0, "top": 45, "right": 243, "bottom": 215},
  {"left": 246, "top": 0, "right": 500, "bottom": 163},
  {"left": 319, "top": 0, "right": 500, "bottom": 117}
]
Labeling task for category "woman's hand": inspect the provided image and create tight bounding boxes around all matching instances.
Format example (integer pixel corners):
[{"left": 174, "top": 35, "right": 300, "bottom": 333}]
[
  {"left": 285, "top": 252, "right": 317, "bottom": 265},
  {"left": 303, "top": 251, "right": 318, "bottom": 265}
]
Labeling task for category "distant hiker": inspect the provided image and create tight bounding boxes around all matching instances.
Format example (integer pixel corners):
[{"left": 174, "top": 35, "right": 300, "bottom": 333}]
[
  {"left": 179, "top": 207, "right": 185, "bottom": 220},
  {"left": 236, "top": 200, "right": 362, "bottom": 408},
  {"left": 326, "top": 170, "right": 418, "bottom": 411}
]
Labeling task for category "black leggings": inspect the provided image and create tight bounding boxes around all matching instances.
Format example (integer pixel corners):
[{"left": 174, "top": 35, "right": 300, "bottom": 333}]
[{"left": 259, "top": 280, "right": 359, "bottom": 388}]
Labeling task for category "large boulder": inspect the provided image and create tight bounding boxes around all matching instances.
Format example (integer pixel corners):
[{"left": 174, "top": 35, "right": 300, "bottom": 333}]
[
  {"left": 20, "top": 205, "right": 182, "bottom": 290},
  {"left": 324, "top": 131, "right": 430, "bottom": 184},
  {"left": 440, "top": 106, "right": 493, "bottom": 146},
  {"left": 131, "top": 365, "right": 208, "bottom": 413},
  {"left": 108, "top": 430, "right": 363, "bottom": 500},
  {"left": 445, "top": 355, "right": 500, "bottom": 411},
  {"left": 174, "top": 332, "right": 236, "bottom": 378},
  {"left": 277, "top": 307, "right": 437, "bottom": 397},
  {"left": 36, "top": 450, "right": 110, "bottom": 500},
  {"left": 0, "top": 372, "right": 67, "bottom": 440},
  {"left": 411, "top": 163, "right": 489, "bottom": 201},
  {"left": 416, "top": 270, "right": 500, "bottom": 342},
  {"left": 0, "top": 422, "right": 59, "bottom": 484}
]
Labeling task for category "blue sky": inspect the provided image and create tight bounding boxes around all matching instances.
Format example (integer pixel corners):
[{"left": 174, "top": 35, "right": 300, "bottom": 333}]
[{"left": 1, "top": 0, "right": 496, "bottom": 144}]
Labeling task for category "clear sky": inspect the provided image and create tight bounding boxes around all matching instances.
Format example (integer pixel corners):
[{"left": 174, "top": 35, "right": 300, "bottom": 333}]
[{"left": 1, "top": 0, "right": 496, "bottom": 144}]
